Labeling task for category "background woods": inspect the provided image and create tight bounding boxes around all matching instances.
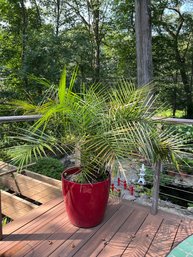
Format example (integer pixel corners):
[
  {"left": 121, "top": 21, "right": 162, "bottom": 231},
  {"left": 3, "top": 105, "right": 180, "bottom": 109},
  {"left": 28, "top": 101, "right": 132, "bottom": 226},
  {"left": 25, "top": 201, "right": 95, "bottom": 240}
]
[{"left": 0, "top": 0, "right": 193, "bottom": 117}]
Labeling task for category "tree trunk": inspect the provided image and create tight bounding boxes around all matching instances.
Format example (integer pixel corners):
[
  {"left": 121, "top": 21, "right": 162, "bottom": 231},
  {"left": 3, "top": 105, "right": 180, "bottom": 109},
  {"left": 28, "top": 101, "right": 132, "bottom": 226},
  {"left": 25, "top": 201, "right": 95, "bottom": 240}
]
[
  {"left": 135, "top": 0, "right": 153, "bottom": 87},
  {"left": 20, "top": 0, "right": 28, "bottom": 89},
  {"left": 31, "top": 0, "right": 42, "bottom": 26},
  {"left": 175, "top": 42, "right": 193, "bottom": 118},
  {"left": 92, "top": 0, "right": 100, "bottom": 82},
  {"left": 55, "top": 0, "right": 61, "bottom": 36},
  {"left": 151, "top": 160, "right": 162, "bottom": 215}
]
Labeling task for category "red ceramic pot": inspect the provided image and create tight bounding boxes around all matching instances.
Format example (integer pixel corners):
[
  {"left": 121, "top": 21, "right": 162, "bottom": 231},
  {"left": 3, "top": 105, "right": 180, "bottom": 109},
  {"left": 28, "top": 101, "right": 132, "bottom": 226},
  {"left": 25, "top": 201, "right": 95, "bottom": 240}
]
[{"left": 61, "top": 167, "right": 110, "bottom": 228}]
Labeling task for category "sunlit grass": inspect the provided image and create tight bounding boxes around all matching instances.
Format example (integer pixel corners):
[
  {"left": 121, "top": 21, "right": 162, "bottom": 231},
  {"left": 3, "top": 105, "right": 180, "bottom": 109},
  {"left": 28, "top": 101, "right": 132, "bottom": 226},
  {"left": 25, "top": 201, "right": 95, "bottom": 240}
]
[{"left": 156, "top": 109, "right": 185, "bottom": 118}]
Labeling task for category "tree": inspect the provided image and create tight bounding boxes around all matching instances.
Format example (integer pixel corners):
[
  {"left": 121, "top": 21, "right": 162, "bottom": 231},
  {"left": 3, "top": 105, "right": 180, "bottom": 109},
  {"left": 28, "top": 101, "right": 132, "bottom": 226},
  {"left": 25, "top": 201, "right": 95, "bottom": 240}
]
[
  {"left": 62, "top": 0, "right": 111, "bottom": 82},
  {"left": 135, "top": 0, "right": 153, "bottom": 86},
  {"left": 152, "top": 0, "right": 193, "bottom": 118}
]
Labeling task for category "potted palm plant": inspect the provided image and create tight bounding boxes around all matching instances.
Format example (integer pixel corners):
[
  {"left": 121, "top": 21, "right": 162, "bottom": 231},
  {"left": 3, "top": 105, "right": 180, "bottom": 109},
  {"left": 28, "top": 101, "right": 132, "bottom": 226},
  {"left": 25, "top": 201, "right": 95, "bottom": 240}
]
[{"left": 7, "top": 68, "right": 191, "bottom": 227}]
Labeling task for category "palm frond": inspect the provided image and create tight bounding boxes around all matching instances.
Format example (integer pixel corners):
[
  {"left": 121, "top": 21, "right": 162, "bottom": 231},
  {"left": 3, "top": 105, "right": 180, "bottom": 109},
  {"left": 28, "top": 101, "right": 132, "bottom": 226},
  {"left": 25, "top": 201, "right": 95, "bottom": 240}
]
[
  {"left": 7, "top": 68, "right": 192, "bottom": 181},
  {"left": 7, "top": 128, "right": 64, "bottom": 170}
]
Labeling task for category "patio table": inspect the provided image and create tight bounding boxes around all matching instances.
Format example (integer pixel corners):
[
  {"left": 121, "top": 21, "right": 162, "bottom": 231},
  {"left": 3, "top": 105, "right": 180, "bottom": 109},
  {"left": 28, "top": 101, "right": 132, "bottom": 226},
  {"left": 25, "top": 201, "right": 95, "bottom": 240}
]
[{"left": 167, "top": 235, "right": 193, "bottom": 257}]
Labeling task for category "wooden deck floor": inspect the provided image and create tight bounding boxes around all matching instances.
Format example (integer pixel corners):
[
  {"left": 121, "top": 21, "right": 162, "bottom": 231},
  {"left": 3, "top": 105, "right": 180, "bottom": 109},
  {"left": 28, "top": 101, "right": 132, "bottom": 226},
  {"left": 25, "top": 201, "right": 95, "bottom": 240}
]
[{"left": 0, "top": 197, "right": 193, "bottom": 257}]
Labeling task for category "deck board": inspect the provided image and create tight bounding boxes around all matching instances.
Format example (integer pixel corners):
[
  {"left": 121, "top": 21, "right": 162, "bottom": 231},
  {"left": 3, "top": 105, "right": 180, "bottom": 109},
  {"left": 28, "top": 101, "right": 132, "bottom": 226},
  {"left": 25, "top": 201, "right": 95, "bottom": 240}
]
[
  {"left": 97, "top": 207, "right": 149, "bottom": 257},
  {"left": 48, "top": 201, "right": 121, "bottom": 257},
  {"left": 71, "top": 204, "right": 132, "bottom": 257},
  {"left": 1, "top": 191, "right": 38, "bottom": 220},
  {"left": 0, "top": 173, "right": 61, "bottom": 204},
  {"left": 0, "top": 202, "right": 64, "bottom": 254},
  {"left": 3, "top": 197, "right": 63, "bottom": 236},
  {"left": 3, "top": 209, "right": 70, "bottom": 257},
  {"left": 146, "top": 219, "right": 180, "bottom": 257},
  {"left": 122, "top": 213, "right": 163, "bottom": 256},
  {"left": 0, "top": 197, "right": 193, "bottom": 257}
]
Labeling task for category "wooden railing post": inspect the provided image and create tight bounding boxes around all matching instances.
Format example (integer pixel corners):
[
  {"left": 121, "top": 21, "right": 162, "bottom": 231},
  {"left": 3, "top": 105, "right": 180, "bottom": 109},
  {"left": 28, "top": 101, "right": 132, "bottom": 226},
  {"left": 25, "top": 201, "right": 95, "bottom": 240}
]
[{"left": 151, "top": 160, "right": 162, "bottom": 215}]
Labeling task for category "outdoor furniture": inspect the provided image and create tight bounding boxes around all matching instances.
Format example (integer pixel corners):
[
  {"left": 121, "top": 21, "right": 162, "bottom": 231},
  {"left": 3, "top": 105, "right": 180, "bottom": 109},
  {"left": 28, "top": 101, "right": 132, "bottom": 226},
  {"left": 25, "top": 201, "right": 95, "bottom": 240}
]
[{"left": 167, "top": 235, "right": 193, "bottom": 257}]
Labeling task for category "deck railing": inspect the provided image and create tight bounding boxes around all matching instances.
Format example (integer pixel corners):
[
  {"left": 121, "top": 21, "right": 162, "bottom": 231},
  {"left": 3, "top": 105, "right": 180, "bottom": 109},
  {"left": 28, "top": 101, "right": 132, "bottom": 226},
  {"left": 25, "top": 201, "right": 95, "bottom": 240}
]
[
  {"left": 0, "top": 115, "right": 193, "bottom": 239},
  {"left": 0, "top": 115, "right": 42, "bottom": 123}
]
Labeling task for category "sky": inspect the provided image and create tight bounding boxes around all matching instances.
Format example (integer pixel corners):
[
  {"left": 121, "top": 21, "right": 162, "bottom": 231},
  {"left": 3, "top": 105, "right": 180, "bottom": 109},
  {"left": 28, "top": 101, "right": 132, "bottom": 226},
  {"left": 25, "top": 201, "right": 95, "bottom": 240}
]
[{"left": 181, "top": 1, "right": 193, "bottom": 12}]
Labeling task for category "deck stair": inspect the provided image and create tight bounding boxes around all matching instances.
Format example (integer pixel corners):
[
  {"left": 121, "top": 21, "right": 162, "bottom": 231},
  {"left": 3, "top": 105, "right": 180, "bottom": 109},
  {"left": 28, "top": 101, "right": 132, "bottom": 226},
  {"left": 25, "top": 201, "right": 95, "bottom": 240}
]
[{"left": 0, "top": 161, "right": 62, "bottom": 220}]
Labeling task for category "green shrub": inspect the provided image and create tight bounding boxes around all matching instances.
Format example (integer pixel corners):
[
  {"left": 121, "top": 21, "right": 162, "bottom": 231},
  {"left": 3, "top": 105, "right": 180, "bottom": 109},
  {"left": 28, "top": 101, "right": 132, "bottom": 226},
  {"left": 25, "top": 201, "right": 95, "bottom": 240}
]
[
  {"left": 145, "top": 167, "right": 173, "bottom": 186},
  {"left": 30, "top": 157, "right": 65, "bottom": 180},
  {"left": 2, "top": 216, "right": 12, "bottom": 226},
  {"left": 176, "top": 125, "right": 193, "bottom": 143}
]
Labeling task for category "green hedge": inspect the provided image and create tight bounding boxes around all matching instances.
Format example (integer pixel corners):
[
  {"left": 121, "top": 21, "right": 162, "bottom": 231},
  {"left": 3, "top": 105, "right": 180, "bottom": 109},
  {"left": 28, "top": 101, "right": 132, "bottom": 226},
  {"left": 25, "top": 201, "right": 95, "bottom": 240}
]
[{"left": 30, "top": 157, "right": 65, "bottom": 180}]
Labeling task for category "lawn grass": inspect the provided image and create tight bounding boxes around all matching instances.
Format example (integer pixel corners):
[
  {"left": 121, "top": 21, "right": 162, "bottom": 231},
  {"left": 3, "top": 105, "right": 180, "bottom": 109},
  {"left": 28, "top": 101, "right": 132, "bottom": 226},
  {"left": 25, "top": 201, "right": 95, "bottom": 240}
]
[{"left": 156, "top": 109, "right": 185, "bottom": 118}]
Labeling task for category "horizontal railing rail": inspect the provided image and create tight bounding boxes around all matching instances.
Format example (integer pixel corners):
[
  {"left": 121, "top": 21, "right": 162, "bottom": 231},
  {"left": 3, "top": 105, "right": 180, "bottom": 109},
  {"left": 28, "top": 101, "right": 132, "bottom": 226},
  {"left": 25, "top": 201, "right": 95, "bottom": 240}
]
[
  {"left": 0, "top": 115, "right": 42, "bottom": 123},
  {"left": 1, "top": 115, "right": 193, "bottom": 124},
  {"left": 152, "top": 117, "right": 193, "bottom": 124}
]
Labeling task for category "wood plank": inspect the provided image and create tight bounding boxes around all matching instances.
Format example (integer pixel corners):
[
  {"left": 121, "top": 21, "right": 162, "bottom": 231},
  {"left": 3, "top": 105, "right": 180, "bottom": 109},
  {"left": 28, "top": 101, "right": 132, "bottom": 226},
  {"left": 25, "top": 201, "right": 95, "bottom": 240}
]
[
  {"left": 173, "top": 219, "right": 193, "bottom": 248},
  {"left": 1, "top": 191, "right": 38, "bottom": 220},
  {"left": 26, "top": 199, "right": 120, "bottom": 257},
  {"left": 2, "top": 209, "right": 69, "bottom": 257},
  {"left": 0, "top": 162, "right": 61, "bottom": 188},
  {"left": 146, "top": 218, "right": 180, "bottom": 257},
  {"left": 0, "top": 173, "right": 61, "bottom": 204},
  {"left": 0, "top": 202, "right": 65, "bottom": 254},
  {"left": 122, "top": 214, "right": 163, "bottom": 256},
  {"left": 23, "top": 170, "right": 61, "bottom": 188},
  {"left": 0, "top": 161, "right": 16, "bottom": 172},
  {"left": 98, "top": 208, "right": 149, "bottom": 257},
  {"left": 64, "top": 204, "right": 134, "bottom": 257},
  {"left": 24, "top": 219, "right": 79, "bottom": 257},
  {"left": 47, "top": 200, "right": 122, "bottom": 257},
  {"left": 0, "top": 196, "right": 192, "bottom": 257},
  {"left": 3, "top": 197, "right": 63, "bottom": 236}
]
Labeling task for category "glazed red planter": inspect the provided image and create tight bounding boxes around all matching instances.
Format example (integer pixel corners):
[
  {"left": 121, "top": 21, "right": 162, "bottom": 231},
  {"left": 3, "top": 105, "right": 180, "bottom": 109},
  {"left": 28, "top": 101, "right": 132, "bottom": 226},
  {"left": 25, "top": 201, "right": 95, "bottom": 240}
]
[{"left": 61, "top": 167, "right": 110, "bottom": 228}]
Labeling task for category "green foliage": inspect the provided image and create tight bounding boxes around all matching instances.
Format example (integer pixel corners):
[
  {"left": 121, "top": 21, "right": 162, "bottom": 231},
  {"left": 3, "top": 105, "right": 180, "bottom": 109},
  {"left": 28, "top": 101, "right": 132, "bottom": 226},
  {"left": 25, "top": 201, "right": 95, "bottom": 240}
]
[
  {"left": 1, "top": 0, "right": 193, "bottom": 117},
  {"left": 30, "top": 157, "right": 65, "bottom": 180},
  {"left": 157, "top": 109, "right": 185, "bottom": 118},
  {"left": 2, "top": 216, "right": 12, "bottom": 226},
  {"left": 176, "top": 125, "right": 193, "bottom": 142},
  {"left": 145, "top": 167, "right": 173, "bottom": 186},
  {"left": 152, "top": 1, "right": 193, "bottom": 117},
  {"left": 7, "top": 68, "right": 192, "bottom": 183},
  {"left": 7, "top": 128, "right": 64, "bottom": 169},
  {"left": 178, "top": 157, "right": 193, "bottom": 174}
]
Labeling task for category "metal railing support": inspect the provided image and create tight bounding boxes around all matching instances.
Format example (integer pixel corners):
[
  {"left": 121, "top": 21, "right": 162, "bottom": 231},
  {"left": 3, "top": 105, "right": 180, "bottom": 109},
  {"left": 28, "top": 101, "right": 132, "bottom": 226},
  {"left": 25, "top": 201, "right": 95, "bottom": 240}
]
[{"left": 0, "top": 115, "right": 42, "bottom": 123}]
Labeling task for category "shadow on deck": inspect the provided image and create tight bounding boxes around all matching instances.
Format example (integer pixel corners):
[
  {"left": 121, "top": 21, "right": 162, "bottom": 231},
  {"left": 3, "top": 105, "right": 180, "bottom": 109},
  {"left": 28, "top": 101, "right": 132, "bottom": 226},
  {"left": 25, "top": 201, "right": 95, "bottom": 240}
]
[{"left": 0, "top": 196, "right": 193, "bottom": 257}]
